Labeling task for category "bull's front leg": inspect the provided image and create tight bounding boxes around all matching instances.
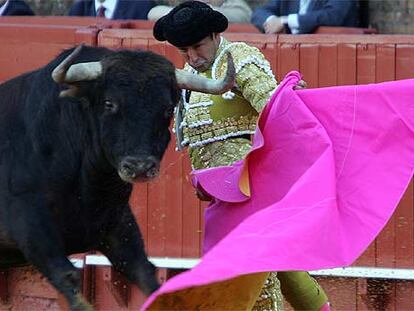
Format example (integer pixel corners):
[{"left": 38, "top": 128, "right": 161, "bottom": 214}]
[
  {"left": 4, "top": 196, "right": 92, "bottom": 311},
  {"left": 98, "top": 205, "right": 160, "bottom": 296}
]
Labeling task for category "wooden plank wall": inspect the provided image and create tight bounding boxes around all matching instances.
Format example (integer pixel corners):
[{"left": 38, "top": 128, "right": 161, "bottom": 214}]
[{"left": 0, "top": 24, "right": 98, "bottom": 83}]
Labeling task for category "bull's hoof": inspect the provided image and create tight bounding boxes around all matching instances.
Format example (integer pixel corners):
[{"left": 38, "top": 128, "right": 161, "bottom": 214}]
[{"left": 71, "top": 293, "right": 94, "bottom": 311}]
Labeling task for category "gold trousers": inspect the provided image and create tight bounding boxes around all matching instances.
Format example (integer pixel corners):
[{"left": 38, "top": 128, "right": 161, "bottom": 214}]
[{"left": 148, "top": 271, "right": 327, "bottom": 311}]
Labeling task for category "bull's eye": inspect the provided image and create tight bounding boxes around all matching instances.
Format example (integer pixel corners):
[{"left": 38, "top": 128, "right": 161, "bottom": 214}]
[{"left": 104, "top": 100, "right": 118, "bottom": 114}]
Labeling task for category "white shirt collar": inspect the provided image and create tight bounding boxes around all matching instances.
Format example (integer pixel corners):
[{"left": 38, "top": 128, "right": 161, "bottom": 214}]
[
  {"left": 94, "top": 0, "right": 118, "bottom": 19},
  {"left": 219, "top": 36, "right": 224, "bottom": 47},
  {"left": 0, "top": 0, "right": 10, "bottom": 16}
]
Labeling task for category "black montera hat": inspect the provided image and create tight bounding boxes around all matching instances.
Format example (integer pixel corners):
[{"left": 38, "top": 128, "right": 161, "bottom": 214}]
[{"left": 153, "top": 1, "right": 228, "bottom": 47}]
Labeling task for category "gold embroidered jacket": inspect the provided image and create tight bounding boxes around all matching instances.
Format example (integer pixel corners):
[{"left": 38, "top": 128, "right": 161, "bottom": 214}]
[{"left": 177, "top": 38, "right": 277, "bottom": 149}]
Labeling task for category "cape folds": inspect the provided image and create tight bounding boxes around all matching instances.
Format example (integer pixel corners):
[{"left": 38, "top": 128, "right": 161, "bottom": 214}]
[{"left": 142, "top": 71, "right": 414, "bottom": 310}]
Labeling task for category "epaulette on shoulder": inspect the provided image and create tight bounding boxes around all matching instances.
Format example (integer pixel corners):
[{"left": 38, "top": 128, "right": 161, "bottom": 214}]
[{"left": 212, "top": 42, "right": 274, "bottom": 80}]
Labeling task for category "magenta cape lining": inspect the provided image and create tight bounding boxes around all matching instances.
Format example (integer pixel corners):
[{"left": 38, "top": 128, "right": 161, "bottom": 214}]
[{"left": 141, "top": 71, "right": 414, "bottom": 310}]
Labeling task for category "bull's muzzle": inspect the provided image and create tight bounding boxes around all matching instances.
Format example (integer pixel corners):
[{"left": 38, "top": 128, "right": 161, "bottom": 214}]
[{"left": 118, "top": 156, "right": 159, "bottom": 183}]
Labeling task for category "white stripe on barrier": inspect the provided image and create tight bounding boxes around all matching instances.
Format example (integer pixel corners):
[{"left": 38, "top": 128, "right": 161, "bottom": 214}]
[
  {"left": 85, "top": 255, "right": 199, "bottom": 269},
  {"left": 82, "top": 255, "right": 414, "bottom": 280},
  {"left": 309, "top": 267, "right": 414, "bottom": 280}
]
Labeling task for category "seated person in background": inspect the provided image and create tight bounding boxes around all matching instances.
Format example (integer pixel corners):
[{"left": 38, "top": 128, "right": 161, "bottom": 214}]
[
  {"left": 68, "top": 0, "right": 155, "bottom": 20},
  {"left": 251, "top": 0, "right": 358, "bottom": 34},
  {"left": 0, "top": 0, "right": 34, "bottom": 16},
  {"left": 148, "top": 0, "right": 252, "bottom": 23}
]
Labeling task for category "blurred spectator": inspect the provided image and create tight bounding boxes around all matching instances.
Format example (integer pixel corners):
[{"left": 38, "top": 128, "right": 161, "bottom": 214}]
[
  {"left": 148, "top": 0, "right": 252, "bottom": 23},
  {"left": 68, "top": 0, "right": 155, "bottom": 20},
  {"left": 0, "top": 0, "right": 34, "bottom": 16},
  {"left": 251, "top": 0, "right": 358, "bottom": 34}
]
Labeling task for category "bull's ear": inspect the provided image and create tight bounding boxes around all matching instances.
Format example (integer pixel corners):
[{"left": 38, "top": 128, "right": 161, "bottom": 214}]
[
  {"left": 58, "top": 80, "right": 94, "bottom": 98},
  {"left": 58, "top": 85, "right": 79, "bottom": 98}
]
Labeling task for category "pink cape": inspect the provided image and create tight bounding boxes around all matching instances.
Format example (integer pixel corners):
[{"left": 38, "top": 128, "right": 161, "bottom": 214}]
[{"left": 141, "top": 71, "right": 414, "bottom": 310}]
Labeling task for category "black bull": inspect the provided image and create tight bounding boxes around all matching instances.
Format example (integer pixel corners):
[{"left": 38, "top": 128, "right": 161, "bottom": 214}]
[{"left": 0, "top": 45, "right": 234, "bottom": 310}]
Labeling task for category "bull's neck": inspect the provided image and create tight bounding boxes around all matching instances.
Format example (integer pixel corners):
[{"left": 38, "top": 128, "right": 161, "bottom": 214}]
[{"left": 80, "top": 113, "right": 115, "bottom": 178}]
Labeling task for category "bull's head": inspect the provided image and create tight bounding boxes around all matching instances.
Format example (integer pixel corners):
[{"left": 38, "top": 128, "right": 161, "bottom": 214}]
[{"left": 52, "top": 45, "right": 235, "bottom": 183}]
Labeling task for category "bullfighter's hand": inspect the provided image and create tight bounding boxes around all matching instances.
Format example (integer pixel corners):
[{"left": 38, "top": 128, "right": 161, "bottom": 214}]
[
  {"left": 293, "top": 79, "right": 307, "bottom": 90},
  {"left": 263, "top": 16, "right": 284, "bottom": 34}
]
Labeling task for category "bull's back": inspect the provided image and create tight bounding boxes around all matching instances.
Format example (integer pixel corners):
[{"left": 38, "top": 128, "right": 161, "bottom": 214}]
[
  {"left": 0, "top": 75, "right": 33, "bottom": 258},
  {"left": 0, "top": 227, "right": 17, "bottom": 248},
  {"left": 0, "top": 69, "right": 64, "bottom": 264},
  {"left": 0, "top": 72, "right": 37, "bottom": 141}
]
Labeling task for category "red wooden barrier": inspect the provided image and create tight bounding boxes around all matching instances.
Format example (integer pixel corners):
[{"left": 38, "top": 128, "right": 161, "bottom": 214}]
[
  {"left": 0, "top": 23, "right": 98, "bottom": 83},
  {"left": 314, "top": 26, "right": 378, "bottom": 34}
]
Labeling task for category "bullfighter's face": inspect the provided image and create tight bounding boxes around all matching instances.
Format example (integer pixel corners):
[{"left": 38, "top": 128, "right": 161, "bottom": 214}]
[
  {"left": 98, "top": 52, "right": 179, "bottom": 183},
  {"left": 178, "top": 33, "right": 221, "bottom": 73}
]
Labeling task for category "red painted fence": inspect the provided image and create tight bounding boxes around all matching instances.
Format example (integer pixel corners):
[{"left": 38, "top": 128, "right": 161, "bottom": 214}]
[{"left": 0, "top": 18, "right": 412, "bottom": 310}]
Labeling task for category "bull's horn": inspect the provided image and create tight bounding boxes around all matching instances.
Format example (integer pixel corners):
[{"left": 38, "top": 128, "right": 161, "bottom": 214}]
[
  {"left": 52, "top": 45, "right": 103, "bottom": 83},
  {"left": 175, "top": 52, "right": 235, "bottom": 94}
]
